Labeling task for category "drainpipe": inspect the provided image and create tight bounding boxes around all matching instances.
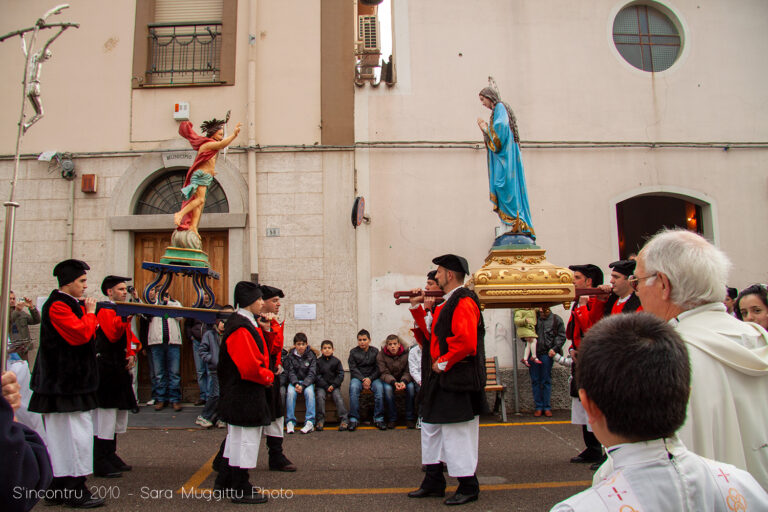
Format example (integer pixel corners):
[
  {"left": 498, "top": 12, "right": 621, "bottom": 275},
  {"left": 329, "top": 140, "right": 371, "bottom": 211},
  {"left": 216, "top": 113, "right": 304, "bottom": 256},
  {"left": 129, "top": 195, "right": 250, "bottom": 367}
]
[
  {"left": 247, "top": 0, "right": 259, "bottom": 282},
  {"left": 66, "top": 177, "right": 75, "bottom": 257}
]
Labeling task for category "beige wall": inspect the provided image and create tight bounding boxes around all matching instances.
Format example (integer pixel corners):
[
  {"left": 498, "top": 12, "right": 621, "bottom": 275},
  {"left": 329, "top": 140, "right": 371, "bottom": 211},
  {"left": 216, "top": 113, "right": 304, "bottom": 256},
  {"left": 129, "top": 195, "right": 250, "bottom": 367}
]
[
  {"left": 0, "top": 1, "right": 358, "bottom": 354},
  {"left": 357, "top": 0, "right": 768, "bottom": 364}
]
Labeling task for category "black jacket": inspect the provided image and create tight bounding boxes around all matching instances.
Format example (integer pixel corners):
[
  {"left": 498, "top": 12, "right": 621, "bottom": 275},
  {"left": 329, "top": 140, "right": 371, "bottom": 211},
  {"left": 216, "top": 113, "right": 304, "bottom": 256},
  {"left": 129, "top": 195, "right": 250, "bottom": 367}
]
[
  {"left": 534, "top": 312, "right": 566, "bottom": 356},
  {"left": 348, "top": 346, "right": 380, "bottom": 381},
  {"left": 217, "top": 314, "right": 272, "bottom": 427},
  {"left": 285, "top": 348, "right": 317, "bottom": 386},
  {"left": 316, "top": 354, "right": 344, "bottom": 389},
  {"left": 0, "top": 395, "right": 52, "bottom": 512},
  {"left": 94, "top": 307, "right": 137, "bottom": 411},
  {"left": 29, "top": 290, "right": 98, "bottom": 413}
]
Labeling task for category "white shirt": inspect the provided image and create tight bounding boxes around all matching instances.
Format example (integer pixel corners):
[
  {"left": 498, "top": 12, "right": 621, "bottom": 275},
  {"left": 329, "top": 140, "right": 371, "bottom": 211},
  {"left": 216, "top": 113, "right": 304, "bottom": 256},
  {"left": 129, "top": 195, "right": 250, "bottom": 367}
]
[{"left": 552, "top": 437, "right": 768, "bottom": 511}]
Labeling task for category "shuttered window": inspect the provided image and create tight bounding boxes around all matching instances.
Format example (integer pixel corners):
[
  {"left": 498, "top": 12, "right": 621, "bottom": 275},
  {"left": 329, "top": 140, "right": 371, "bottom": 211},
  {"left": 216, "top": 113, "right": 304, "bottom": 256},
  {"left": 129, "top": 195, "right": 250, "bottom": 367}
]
[
  {"left": 155, "top": 0, "right": 223, "bottom": 23},
  {"left": 133, "top": 0, "right": 236, "bottom": 88}
]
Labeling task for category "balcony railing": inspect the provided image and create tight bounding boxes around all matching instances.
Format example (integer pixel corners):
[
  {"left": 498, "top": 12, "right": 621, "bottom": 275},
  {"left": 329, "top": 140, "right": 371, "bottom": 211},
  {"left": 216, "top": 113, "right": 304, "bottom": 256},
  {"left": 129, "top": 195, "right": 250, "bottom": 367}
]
[{"left": 147, "top": 21, "right": 222, "bottom": 85}]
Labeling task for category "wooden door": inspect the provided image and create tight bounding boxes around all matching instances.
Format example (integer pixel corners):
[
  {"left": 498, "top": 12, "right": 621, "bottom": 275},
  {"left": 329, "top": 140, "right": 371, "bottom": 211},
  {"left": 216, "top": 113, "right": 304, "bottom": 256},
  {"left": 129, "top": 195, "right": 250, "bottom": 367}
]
[{"left": 133, "top": 231, "right": 228, "bottom": 402}]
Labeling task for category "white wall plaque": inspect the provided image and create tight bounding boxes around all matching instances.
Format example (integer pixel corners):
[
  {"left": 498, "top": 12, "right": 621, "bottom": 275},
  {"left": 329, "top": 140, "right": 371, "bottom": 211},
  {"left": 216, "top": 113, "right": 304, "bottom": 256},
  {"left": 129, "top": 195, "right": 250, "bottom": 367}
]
[{"left": 294, "top": 303, "right": 316, "bottom": 320}]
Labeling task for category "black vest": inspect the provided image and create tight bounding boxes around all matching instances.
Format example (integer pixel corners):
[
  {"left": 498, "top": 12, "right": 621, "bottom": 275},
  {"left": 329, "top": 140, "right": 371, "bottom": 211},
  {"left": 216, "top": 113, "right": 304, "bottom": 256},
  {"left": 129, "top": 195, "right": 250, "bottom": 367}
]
[
  {"left": 433, "top": 288, "right": 486, "bottom": 392},
  {"left": 217, "top": 313, "right": 272, "bottom": 427},
  {"left": 602, "top": 292, "right": 642, "bottom": 316},
  {"left": 31, "top": 290, "right": 98, "bottom": 397},
  {"left": 94, "top": 306, "right": 137, "bottom": 410}
]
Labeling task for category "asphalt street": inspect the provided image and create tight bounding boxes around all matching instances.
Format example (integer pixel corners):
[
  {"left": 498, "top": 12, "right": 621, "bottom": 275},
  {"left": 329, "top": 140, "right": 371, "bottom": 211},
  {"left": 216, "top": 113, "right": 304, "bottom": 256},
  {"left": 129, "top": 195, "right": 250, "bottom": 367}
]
[{"left": 32, "top": 406, "right": 595, "bottom": 511}]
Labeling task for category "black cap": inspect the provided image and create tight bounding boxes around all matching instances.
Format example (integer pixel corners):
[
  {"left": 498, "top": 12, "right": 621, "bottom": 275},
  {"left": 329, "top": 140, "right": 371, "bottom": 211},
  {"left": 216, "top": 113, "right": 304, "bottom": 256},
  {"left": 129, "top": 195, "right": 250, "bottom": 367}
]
[
  {"left": 101, "top": 275, "right": 132, "bottom": 295},
  {"left": 427, "top": 270, "right": 437, "bottom": 282},
  {"left": 569, "top": 264, "right": 604, "bottom": 286},
  {"left": 53, "top": 259, "right": 90, "bottom": 287},
  {"left": 234, "top": 281, "right": 263, "bottom": 308},
  {"left": 608, "top": 260, "right": 636, "bottom": 277},
  {"left": 432, "top": 254, "right": 470, "bottom": 275},
  {"left": 260, "top": 285, "right": 284, "bottom": 300}
]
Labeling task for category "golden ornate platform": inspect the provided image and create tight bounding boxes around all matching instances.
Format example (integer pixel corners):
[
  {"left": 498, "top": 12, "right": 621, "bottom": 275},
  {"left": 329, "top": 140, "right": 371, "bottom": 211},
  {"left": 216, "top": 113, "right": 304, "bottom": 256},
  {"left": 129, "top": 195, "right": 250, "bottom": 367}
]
[{"left": 471, "top": 247, "right": 575, "bottom": 309}]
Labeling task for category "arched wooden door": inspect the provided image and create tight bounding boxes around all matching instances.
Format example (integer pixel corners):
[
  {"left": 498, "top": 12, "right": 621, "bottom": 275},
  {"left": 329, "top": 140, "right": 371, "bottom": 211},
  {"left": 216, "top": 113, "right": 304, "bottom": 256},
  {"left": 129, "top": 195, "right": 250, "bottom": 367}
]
[{"left": 133, "top": 231, "right": 229, "bottom": 403}]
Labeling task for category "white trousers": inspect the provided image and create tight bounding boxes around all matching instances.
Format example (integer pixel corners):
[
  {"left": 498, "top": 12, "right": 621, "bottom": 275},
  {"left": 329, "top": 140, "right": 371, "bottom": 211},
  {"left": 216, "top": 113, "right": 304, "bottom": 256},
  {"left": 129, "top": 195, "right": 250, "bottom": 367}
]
[
  {"left": 421, "top": 416, "right": 479, "bottom": 477},
  {"left": 265, "top": 416, "right": 283, "bottom": 438},
  {"left": 224, "top": 425, "right": 263, "bottom": 469},
  {"left": 91, "top": 408, "right": 129, "bottom": 439},
  {"left": 571, "top": 397, "right": 593, "bottom": 431},
  {"left": 43, "top": 411, "right": 93, "bottom": 477}
]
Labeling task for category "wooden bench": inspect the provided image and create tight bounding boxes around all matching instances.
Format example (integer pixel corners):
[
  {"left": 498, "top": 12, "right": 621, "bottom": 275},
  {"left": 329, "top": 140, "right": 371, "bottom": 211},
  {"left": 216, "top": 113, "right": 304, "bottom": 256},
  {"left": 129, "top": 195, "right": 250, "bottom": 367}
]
[{"left": 485, "top": 356, "right": 508, "bottom": 422}]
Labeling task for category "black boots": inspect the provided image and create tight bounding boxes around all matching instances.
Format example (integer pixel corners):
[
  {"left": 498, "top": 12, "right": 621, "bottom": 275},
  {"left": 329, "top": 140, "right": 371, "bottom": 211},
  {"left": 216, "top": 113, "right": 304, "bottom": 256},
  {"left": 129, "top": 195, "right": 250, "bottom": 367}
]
[
  {"left": 212, "top": 439, "right": 232, "bottom": 491},
  {"left": 230, "top": 468, "right": 268, "bottom": 504},
  {"left": 266, "top": 435, "right": 297, "bottom": 472},
  {"left": 93, "top": 437, "right": 122, "bottom": 478},
  {"left": 108, "top": 437, "right": 132, "bottom": 471},
  {"left": 44, "top": 476, "right": 105, "bottom": 508},
  {"left": 408, "top": 463, "right": 446, "bottom": 498},
  {"left": 444, "top": 475, "right": 480, "bottom": 505}
]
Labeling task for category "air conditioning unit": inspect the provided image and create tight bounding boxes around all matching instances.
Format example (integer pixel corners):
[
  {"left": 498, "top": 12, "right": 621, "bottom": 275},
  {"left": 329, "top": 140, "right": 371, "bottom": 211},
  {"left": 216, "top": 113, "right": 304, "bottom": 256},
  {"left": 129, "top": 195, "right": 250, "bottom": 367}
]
[{"left": 358, "top": 15, "right": 379, "bottom": 52}]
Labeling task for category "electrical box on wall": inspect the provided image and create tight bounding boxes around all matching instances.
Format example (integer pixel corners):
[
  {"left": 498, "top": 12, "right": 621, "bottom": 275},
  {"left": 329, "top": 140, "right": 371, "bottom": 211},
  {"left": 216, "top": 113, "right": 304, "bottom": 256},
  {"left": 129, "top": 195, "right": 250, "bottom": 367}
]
[{"left": 173, "top": 102, "right": 190, "bottom": 121}]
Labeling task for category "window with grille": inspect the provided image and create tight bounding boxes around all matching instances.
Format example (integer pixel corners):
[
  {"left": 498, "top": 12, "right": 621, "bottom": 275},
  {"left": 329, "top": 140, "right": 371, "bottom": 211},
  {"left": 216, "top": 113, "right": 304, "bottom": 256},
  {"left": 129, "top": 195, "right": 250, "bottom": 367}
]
[
  {"left": 132, "top": 0, "right": 236, "bottom": 88},
  {"left": 613, "top": 4, "right": 681, "bottom": 72},
  {"left": 134, "top": 171, "right": 229, "bottom": 215}
]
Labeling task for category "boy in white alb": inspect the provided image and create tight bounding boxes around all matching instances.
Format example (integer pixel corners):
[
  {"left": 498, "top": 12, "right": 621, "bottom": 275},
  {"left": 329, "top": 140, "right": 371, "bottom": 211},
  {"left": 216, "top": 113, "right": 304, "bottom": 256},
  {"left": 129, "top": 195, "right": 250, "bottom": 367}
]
[{"left": 552, "top": 313, "right": 768, "bottom": 512}]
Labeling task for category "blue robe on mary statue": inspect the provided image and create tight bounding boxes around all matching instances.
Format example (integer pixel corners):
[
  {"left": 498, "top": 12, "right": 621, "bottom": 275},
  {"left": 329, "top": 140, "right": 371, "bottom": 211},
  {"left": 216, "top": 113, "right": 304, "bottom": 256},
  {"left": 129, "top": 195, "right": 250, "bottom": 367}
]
[{"left": 481, "top": 97, "right": 535, "bottom": 239}]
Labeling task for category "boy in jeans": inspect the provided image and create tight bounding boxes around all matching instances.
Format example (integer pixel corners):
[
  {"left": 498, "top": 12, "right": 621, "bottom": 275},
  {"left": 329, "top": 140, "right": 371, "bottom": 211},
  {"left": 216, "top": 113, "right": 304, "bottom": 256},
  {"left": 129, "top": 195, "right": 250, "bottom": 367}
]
[
  {"left": 284, "top": 333, "right": 317, "bottom": 434},
  {"left": 315, "top": 340, "right": 349, "bottom": 431},
  {"left": 552, "top": 313, "right": 768, "bottom": 511},
  {"left": 347, "top": 329, "right": 384, "bottom": 431},
  {"left": 197, "top": 306, "right": 233, "bottom": 428}
]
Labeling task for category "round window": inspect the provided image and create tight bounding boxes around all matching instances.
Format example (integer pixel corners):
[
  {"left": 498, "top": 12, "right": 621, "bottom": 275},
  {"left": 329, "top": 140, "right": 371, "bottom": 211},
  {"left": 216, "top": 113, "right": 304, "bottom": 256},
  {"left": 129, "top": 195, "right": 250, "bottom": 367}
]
[{"left": 613, "top": 4, "right": 681, "bottom": 72}]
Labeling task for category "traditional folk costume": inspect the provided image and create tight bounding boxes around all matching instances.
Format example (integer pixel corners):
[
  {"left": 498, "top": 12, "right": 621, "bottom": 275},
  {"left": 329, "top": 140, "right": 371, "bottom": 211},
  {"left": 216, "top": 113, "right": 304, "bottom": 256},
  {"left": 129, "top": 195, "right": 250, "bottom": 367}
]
[
  {"left": 213, "top": 282, "right": 274, "bottom": 504},
  {"left": 566, "top": 264, "right": 604, "bottom": 464},
  {"left": 410, "top": 254, "right": 487, "bottom": 506},
  {"left": 554, "top": 437, "right": 768, "bottom": 511},
  {"left": 28, "top": 259, "right": 104, "bottom": 507},
  {"left": 259, "top": 285, "right": 296, "bottom": 471},
  {"left": 598, "top": 260, "right": 642, "bottom": 317},
  {"left": 92, "top": 275, "right": 138, "bottom": 478}
]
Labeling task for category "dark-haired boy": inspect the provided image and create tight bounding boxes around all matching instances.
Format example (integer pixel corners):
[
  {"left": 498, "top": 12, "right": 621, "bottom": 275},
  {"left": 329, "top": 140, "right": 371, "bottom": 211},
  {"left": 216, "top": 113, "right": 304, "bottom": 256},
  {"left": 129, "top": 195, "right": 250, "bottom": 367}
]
[
  {"left": 347, "top": 329, "right": 384, "bottom": 431},
  {"left": 551, "top": 313, "right": 768, "bottom": 511},
  {"left": 284, "top": 332, "right": 317, "bottom": 434},
  {"left": 315, "top": 340, "right": 349, "bottom": 431}
]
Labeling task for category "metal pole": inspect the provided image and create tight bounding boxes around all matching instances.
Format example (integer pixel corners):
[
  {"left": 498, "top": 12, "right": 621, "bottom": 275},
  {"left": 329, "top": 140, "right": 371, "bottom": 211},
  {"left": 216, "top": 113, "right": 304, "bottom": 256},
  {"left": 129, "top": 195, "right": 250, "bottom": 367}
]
[
  {"left": 0, "top": 203, "right": 20, "bottom": 370},
  {"left": 510, "top": 309, "right": 519, "bottom": 414},
  {"left": 0, "top": 25, "right": 35, "bottom": 371}
]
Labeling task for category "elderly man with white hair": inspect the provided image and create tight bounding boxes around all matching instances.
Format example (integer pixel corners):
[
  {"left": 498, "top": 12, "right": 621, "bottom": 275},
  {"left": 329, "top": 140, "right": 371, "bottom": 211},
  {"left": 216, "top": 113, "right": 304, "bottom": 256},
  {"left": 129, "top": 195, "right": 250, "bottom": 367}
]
[{"left": 624, "top": 228, "right": 768, "bottom": 491}]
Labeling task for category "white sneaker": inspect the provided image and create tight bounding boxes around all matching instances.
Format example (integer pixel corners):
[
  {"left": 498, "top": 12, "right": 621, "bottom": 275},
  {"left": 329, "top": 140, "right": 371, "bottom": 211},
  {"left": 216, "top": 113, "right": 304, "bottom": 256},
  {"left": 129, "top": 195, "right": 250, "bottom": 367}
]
[
  {"left": 215, "top": 420, "right": 226, "bottom": 428},
  {"left": 300, "top": 421, "right": 314, "bottom": 434},
  {"left": 195, "top": 415, "right": 213, "bottom": 428},
  {"left": 146, "top": 399, "right": 155, "bottom": 406},
  {"left": 416, "top": 418, "right": 422, "bottom": 430},
  {"left": 286, "top": 422, "right": 295, "bottom": 434}
]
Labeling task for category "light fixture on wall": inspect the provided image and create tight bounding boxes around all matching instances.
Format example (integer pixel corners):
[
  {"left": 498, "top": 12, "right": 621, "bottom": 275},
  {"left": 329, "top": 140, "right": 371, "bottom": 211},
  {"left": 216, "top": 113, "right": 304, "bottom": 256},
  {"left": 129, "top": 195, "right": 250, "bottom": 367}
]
[{"left": 38, "top": 151, "right": 76, "bottom": 180}]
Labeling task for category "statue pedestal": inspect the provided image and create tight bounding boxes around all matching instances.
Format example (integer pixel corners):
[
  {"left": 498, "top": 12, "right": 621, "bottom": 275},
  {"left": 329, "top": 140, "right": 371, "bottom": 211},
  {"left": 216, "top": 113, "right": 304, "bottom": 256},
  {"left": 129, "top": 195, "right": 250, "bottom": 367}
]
[{"left": 471, "top": 242, "right": 575, "bottom": 310}]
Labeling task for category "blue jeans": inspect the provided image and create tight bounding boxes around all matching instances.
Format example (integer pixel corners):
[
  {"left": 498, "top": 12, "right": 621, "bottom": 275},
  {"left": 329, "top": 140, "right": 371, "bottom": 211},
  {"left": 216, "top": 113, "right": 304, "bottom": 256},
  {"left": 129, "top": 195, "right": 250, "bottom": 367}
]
[
  {"left": 150, "top": 343, "right": 181, "bottom": 404},
  {"left": 349, "top": 377, "right": 384, "bottom": 423},
  {"left": 286, "top": 382, "right": 316, "bottom": 424},
  {"left": 383, "top": 381, "right": 416, "bottom": 421},
  {"left": 201, "top": 371, "right": 219, "bottom": 421},
  {"left": 191, "top": 337, "right": 209, "bottom": 401},
  {"left": 529, "top": 353, "right": 554, "bottom": 411}
]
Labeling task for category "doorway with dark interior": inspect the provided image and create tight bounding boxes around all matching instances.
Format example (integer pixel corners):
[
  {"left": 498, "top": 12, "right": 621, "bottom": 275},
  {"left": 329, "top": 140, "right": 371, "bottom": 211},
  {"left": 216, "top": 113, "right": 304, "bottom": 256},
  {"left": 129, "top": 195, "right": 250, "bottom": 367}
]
[{"left": 616, "top": 194, "right": 705, "bottom": 259}]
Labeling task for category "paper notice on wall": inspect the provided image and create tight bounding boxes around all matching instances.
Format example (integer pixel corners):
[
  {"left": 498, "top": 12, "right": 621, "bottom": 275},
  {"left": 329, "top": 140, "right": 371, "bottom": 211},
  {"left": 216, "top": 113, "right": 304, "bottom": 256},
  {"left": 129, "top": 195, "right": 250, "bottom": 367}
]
[{"left": 294, "top": 304, "right": 316, "bottom": 320}]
